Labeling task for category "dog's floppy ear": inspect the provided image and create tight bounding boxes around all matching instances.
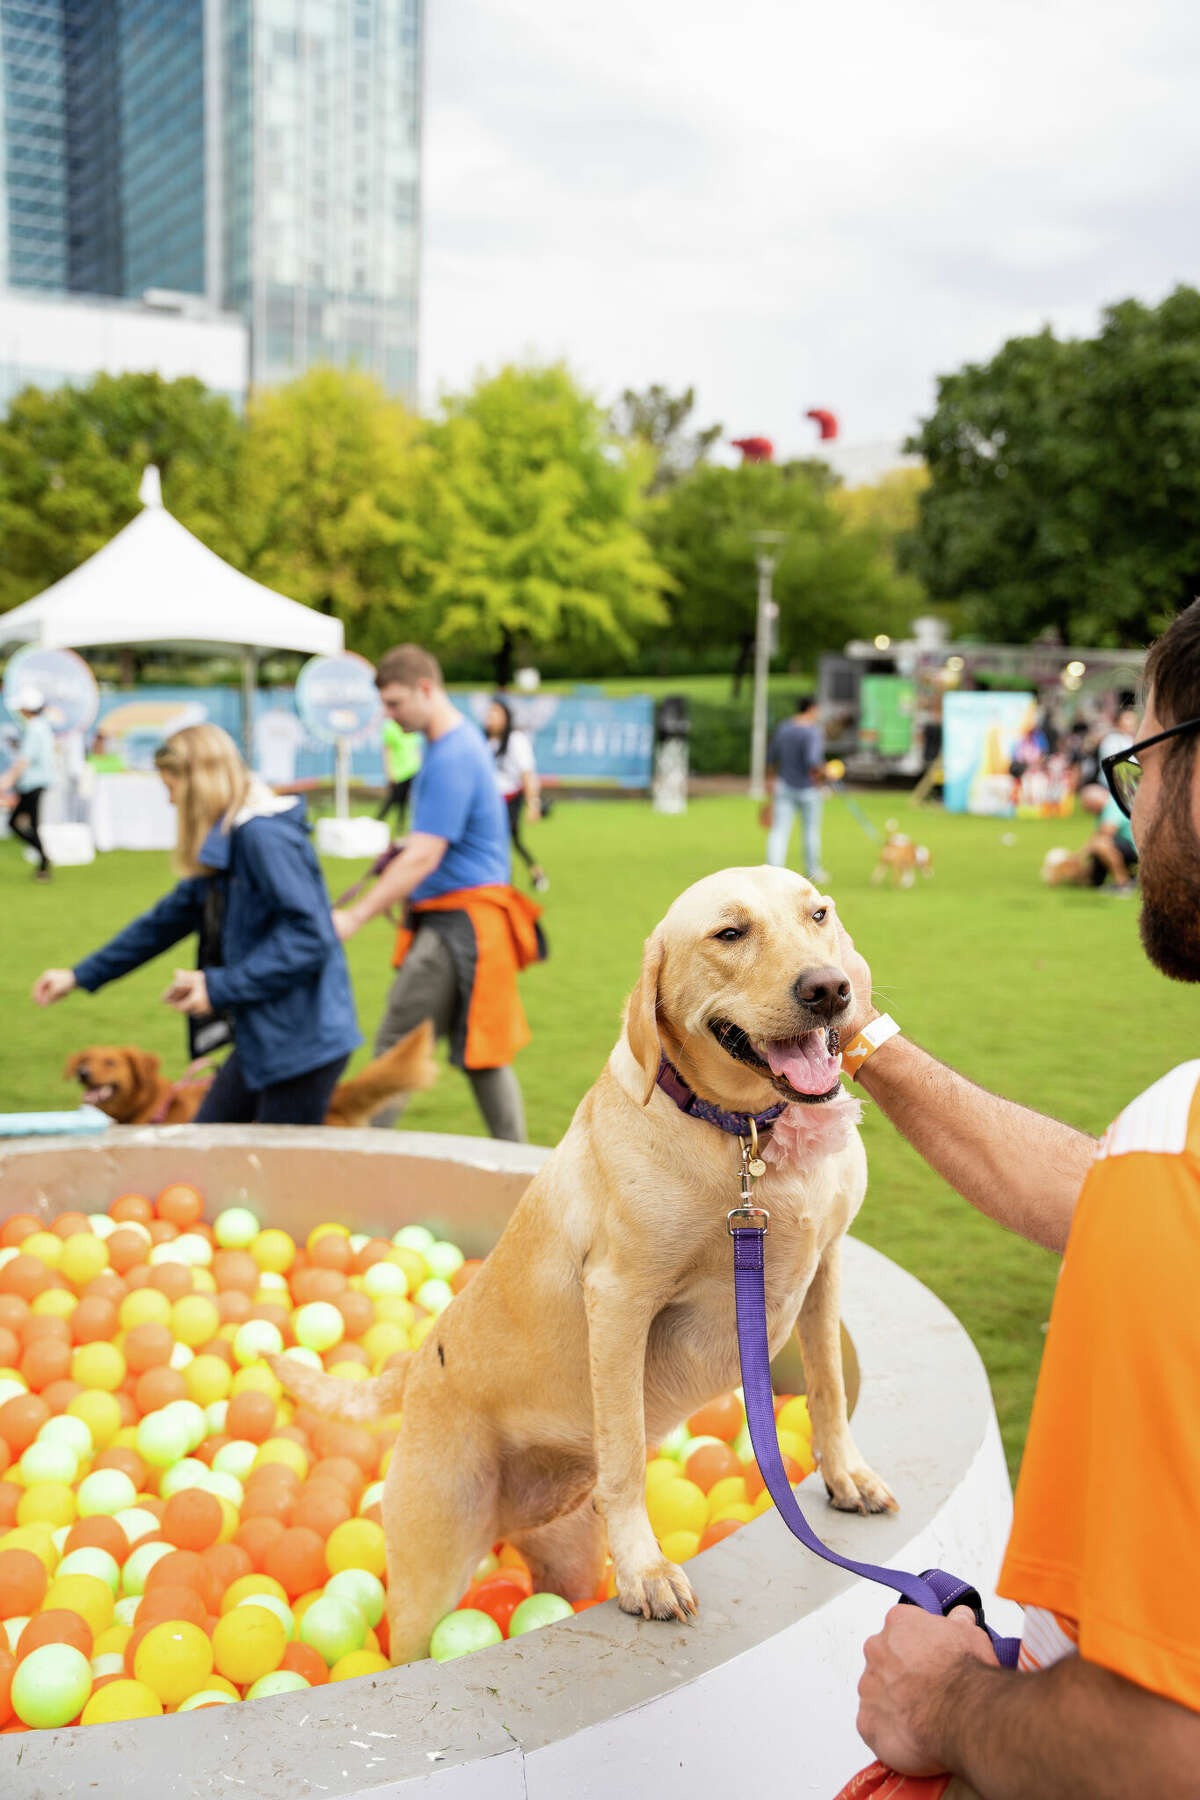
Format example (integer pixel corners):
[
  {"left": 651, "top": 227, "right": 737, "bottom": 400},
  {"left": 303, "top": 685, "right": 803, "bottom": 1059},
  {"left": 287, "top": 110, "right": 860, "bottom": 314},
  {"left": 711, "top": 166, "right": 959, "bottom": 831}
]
[
  {"left": 63, "top": 1051, "right": 86, "bottom": 1080},
  {"left": 120, "top": 1048, "right": 162, "bottom": 1118},
  {"left": 624, "top": 930, "right": 665, "bottom": 1107}
]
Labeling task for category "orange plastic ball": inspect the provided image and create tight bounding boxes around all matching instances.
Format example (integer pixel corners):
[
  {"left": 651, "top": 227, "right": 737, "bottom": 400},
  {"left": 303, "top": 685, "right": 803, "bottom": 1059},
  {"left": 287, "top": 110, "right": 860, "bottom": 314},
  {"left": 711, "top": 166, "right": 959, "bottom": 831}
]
[
  {"left": 289, "top": 1484, "right": 352, "bottom": 1538},
  {"left": 109, "top": 1195, "right": 153, "bottom": 1226},
  {"left": 63, "top": 1517, "right": 128, "bottom": 1562},
  {"left": 0, "top": 1329, "right": 18, "bottom": 1368},
  {"left": 161, "top": 1489, "right": 224, "bottom": 1553},
  {"left": 133, "top": 1585, "right": 209, "bottom": 1632},
  {"left": 17, "top": 1608, "right": 92, "bottom": 1663},
  {"left": 683, "top": 1441, "right": 744, "bottom": 1494},
  {"left": 308, "top": 1457, "right": 365, "bottom": 1504},
  {"left": 686, "top": 1392, "right": 745, "bottom": 1443},
  {"left": 211, "top": 1252, "right": 259, "bottom": 1296},
  {"left": 106, "top": 1230, "right": 150, "bottom": 1276},
  {"left": 144, "top": 1550, "right": 209, "bottom": 1596},
  {"left": 280, "top": 1640, "right": 328, "bottom": 1686},
  {"left": 50, "top": 1213, "right": 91, "bottom": 1240},
  {"left": 0, "top": 1216, "right": 40, "bottom": 1251},
  {"left": 0, "top": 1256, "right": 52, "bottom": 1302},
  {"left": 0, "top": 1483, "right": 22, "bottom": 1528},
  {"left": 156, "top": 1185, "right": 204, "bottom": 1228},
  {"left": 216, "top": 1290, "right": 253, "bottom": 1324},
  {"left": 146, "top": 1264, "right": 191, "bottom": 1301},
  {"left": 123, "top": 1322, "right": 174, "bottom": 1374},
  {"left": 134, "top": 1367, "right": 187, "bottom": 1413},
  {"left": 290, "top": 1267, "right": 345, "bottom": 1306},
  {"left": 69, "top": 1297, "right": 119, "bottom": 1345},
  {"left": 308, "top": 1234, "right": 352, "bottom": 1274},
  {"left": 200, "top": 1543, "right": 252, "bottom": 1611},
  {"left": 224, "top": 1390, "right": 277, "bottom": 1444},
  {"left": 697, "top": 1516, "right": 748, "bottom": 1551},
  {"left": 333, "top": 1291, "right": 373, "bottom": 1339},
  {"left": 0, "top": 1546, "right": 48, "bottom": 1616},
  {"left": 263, "top": 1526, "right": 327, "bottom": 1598},
  {"left": 233, "top": 1517, "right": 286, "bottom": 1571},
  {"left": 19, "top": 1337, "right": 72, "bottom": 1392}
]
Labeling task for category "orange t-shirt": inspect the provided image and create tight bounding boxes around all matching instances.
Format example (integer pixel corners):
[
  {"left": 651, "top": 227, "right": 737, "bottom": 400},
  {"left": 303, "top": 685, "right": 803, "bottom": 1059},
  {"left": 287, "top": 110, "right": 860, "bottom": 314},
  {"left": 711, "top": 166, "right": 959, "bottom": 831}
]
[{"left": 998, "top": 1060, "right": 1200, "bottom": 1710}]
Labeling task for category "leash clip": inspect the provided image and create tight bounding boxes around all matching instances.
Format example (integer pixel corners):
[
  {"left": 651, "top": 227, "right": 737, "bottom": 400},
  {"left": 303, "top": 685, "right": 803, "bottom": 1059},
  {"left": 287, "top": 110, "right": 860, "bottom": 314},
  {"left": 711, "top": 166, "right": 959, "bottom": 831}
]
[{"left": 727, "top": 1205, "right": 769, "bottom": 1235}]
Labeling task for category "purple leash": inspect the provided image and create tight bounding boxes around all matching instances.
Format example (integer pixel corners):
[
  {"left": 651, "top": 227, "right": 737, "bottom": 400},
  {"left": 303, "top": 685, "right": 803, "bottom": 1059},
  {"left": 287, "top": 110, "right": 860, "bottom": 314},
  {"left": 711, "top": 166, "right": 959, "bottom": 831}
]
[{"left": 730, "top": 1194, "right": 1020, "bottom": 1668}]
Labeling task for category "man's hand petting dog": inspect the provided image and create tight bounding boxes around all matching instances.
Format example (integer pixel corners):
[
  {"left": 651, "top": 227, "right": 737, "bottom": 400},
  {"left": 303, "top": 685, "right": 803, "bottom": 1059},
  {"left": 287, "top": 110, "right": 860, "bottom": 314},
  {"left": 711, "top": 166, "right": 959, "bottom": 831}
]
[
  {"left": 163, "top": 970, "right": 210, "bottom": 1016},
  {"left": 32, "top": 968, "right": 76, "bottom": 1006}
]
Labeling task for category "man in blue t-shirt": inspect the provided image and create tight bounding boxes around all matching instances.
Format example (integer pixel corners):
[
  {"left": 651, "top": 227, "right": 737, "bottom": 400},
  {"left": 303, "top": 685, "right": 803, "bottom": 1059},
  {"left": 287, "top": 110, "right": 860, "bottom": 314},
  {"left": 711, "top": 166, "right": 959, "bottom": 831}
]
[
  {"left": 764, "top": 693, "right": 827, "bottom": 881},
  {"left": 332, "top": 644, "right": 527, "bottom": 1140}
]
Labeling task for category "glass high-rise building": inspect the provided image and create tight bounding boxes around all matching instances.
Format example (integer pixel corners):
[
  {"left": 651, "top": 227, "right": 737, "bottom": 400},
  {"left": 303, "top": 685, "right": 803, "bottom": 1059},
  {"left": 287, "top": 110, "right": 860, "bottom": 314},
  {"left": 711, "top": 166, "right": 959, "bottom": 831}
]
[{"left": 0, "top": 0, "right": 421, "bottom": 399}]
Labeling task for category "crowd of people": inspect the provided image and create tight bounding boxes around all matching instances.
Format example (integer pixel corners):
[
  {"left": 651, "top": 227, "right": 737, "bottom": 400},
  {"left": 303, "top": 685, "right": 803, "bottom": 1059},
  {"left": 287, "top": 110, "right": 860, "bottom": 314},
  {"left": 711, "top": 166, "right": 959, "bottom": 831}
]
[{"left": 27, "top": 645, "right": 549, "bottom": 1139}]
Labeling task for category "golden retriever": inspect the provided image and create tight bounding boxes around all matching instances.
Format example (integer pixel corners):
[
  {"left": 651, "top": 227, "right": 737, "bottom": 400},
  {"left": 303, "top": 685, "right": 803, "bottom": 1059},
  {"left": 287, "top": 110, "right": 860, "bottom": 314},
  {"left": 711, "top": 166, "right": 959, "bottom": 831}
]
[
  {"left": 64, "top": 1022, "right": 437, "bottom": 1128},
  {"left": 270, "top": 866, "right": 894, "bottom": 1663}
]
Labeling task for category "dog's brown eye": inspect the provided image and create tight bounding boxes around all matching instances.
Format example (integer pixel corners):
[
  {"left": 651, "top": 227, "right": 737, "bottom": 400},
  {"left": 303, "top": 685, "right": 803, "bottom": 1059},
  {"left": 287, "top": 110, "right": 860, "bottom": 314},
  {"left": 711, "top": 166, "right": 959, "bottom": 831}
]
[
  {"left": 811, "top": 909, "right": 827, "bottom": 924},
  {"left": 713, "top": 927, "right": 745, "bottom": 942}
]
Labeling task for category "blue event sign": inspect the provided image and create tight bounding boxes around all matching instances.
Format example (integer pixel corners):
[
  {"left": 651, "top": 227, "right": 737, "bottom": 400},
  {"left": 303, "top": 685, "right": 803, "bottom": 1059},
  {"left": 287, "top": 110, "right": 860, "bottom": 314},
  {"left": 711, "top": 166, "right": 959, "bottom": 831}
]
[
  {"left": 2, "top": 646, "right": 99, "bottom": 735},
  {"left": 465, "top": 693, "right": 654, "bottom": 788},
  {"left": 294, "top": 653, "right": 382, "bottom": 746}
]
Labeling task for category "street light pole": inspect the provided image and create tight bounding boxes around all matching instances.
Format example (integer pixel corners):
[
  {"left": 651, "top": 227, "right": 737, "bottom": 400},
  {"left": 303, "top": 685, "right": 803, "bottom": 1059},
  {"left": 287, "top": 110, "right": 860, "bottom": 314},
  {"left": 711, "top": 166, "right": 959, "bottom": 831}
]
[{"left": 749, "top": 531, "right": 785, "bottom": 801}]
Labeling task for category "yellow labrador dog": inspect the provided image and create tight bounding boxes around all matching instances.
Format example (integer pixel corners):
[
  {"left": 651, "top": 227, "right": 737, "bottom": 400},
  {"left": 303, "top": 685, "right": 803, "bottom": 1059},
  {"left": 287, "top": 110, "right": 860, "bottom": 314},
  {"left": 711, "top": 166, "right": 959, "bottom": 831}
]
[{"left": 271, "top": 865, "right": 894, "bottom": 1663}]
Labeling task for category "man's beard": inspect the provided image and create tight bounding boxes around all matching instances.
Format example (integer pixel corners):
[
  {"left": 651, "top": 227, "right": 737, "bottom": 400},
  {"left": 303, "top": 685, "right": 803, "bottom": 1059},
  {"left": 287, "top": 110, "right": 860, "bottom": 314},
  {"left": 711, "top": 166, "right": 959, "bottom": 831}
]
[{"left": 1139, "top": 792, "right": 1200, "bottom": 982}]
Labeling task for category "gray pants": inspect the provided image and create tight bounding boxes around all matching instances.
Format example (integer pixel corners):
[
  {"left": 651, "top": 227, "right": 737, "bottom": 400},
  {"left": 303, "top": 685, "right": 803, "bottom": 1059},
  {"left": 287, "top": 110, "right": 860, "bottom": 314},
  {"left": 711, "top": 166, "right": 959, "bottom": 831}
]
[{"left": 371, "top": 926, "right": 527, "bottom": 1142}]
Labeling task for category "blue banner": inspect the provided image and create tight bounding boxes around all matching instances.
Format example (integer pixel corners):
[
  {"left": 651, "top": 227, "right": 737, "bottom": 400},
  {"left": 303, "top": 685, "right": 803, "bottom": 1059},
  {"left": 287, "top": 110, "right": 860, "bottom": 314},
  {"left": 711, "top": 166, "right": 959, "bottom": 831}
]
[{"left": 66, "top": 686, "right": 655, "bottom": 790}]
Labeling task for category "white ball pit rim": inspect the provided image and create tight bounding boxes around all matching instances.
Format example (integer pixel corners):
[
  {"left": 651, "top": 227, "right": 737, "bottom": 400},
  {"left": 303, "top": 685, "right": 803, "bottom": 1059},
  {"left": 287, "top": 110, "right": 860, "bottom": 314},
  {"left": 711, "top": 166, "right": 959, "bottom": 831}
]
[{"left": 0, "top": 1126, "right": 1016, "bottom": 1799}]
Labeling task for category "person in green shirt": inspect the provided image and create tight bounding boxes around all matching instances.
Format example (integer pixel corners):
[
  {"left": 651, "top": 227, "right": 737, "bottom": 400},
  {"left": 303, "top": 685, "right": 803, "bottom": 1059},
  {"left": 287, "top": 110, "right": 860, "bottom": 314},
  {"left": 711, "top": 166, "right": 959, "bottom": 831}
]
[{"left": 378, "top": 716, "right": 422, "bottom": 832}]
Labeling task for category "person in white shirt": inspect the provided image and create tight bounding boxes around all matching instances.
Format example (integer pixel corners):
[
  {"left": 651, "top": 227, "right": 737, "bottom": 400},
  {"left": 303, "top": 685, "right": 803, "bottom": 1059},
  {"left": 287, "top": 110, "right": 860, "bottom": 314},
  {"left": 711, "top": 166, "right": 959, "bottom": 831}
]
[
  {"left": 485, "top": 698, "right": 548, "bottom": 893},
  {"left": 1, "top": 686, "right": 56, "bottom": 881}
]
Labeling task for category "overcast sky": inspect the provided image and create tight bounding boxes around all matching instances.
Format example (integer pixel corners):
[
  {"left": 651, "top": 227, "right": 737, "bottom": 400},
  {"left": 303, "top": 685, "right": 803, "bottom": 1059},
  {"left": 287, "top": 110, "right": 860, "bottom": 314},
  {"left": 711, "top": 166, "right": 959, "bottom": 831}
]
[{"left": 419, "top": 0, "right": 1200, "bottom": 481}]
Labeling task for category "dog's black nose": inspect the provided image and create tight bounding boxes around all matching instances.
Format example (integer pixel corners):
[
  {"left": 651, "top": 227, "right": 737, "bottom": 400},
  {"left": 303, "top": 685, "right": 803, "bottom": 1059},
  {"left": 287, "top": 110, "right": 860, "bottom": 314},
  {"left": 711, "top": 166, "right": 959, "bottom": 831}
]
[{"left": 794, "top": 967, "right": 851, "bottom": 1020}]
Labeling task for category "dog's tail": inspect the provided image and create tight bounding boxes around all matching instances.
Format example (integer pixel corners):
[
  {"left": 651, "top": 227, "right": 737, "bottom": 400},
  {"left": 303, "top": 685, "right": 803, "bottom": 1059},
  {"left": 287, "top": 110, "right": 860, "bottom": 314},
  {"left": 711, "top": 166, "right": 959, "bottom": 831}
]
[
  {"left": 324, "top": 1020, "right": 438, "bottom": 1129},
  {"left": 266, "top": 1352, "right": 411, "bottom": 1423}
]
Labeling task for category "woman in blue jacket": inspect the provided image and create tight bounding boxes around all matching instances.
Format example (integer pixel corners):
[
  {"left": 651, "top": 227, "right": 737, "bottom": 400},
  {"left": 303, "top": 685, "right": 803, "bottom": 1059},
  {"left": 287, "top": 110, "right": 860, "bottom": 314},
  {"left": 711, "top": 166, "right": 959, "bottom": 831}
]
[{"left": 33, "top": 723, "right": 361, "bottom": 1125}]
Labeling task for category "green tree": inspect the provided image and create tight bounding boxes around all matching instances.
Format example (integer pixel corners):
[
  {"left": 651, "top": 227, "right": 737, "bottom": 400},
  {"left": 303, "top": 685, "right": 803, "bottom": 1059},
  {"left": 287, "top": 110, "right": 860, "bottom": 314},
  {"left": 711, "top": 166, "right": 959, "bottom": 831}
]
[
  {"left": 649, "top": 460, "right": 923, "bottom": 690},
  {"left": 907, "top": 286, "right": 1200, "bottom": 645},
  {"left": 241, "top": 366, "right": 424, "bottom": 651},
  {"left": 411, "top": 364, "right": 670, "bottom": 684},
  {"left": 609, "top": 383, "right": 723, "bottom": 493},
  {"left": 0, "top": 373, "right": 247, "bottom": 610}
]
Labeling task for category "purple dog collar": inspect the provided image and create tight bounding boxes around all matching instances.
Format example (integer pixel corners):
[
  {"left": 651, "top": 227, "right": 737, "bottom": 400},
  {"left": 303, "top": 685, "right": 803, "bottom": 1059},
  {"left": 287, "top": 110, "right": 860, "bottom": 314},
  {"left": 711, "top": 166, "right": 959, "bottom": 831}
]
[{"left": 655, "top": 1055, "right": 786, "bottom": 1137}]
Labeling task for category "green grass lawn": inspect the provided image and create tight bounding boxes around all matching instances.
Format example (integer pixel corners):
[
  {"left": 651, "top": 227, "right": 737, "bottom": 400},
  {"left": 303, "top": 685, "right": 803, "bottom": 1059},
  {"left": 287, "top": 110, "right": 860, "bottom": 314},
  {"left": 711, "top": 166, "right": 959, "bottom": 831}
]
[{"left": 1, "top": 793, "right": 1187, "bottom": 1484}]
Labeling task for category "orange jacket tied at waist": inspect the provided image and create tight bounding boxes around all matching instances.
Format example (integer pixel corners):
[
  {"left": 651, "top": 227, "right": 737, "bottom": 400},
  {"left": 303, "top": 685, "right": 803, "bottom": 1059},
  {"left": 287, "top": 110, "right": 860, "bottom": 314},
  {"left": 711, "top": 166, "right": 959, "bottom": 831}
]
[{"left": 393, "top": 884, "right": 545, "bottom": 1070}]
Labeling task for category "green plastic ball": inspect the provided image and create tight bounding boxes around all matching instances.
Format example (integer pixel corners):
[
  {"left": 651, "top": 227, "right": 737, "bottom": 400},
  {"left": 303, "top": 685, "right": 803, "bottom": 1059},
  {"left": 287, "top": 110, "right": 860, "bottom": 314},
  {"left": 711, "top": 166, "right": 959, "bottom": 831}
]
[
  {"left": 122, "top": 1540, "right": 173, "bottom": 1597},
  {"left": 246, "top": 1670, "right": 310, "bottom": 1698},
  {"left": 212, "top": 1439, "right": 258, "bottom": 1482},
  {"left": 424, "top": 1241, "right": 465, "bottom": 1282},
  {"left": 507, "top": 1592, "right": 575, "bottom": 1635},
  {"left": 135, "top": 1410, "right": 190, "bottom": 1470},
  {"left": 235, "top": 1592, "right": 294, "bottom": 1638},
  {"left": 11, "top": 1643, "right": 93, "bottom": 1728},
  {"left": 77, "top": 1468, "right": 137, "bottom": 1517},
  {"left": 429, "top": 1608, "right": 503, "bottom": 1661},
  {"left": 162, "top": 1399, "right": 207, "bottom": 1452},
  {"left": 213, "top": 1206, "right": 260, "bottom": 1249},
  {"left": 232, "top": 1319, "right": 284, "bottom": 1367},
  {"left": 298, "top": 1595, "right": 367, "bottom": 1665},
  {"left": 293, "top": 1301, "right": 345, "bottom": 1353},
  {"left": 324, "top": 1568, "right": 385, "bottom": 1628},
  {"left": 39, "top": 1415, "right": 93, "bottom": 1458},
  {"left": 57, "top": 1547, "right": 121, "bottom": 1594},
  {"left": 18, "top": 1441, "right": 79, "bottom": 1486},
  {"left": 159, "top": 1457, "right": 210, "bottom": 1499},
  {"left": 391, "top": 1224, "right": 435, "bottom": 1252}
]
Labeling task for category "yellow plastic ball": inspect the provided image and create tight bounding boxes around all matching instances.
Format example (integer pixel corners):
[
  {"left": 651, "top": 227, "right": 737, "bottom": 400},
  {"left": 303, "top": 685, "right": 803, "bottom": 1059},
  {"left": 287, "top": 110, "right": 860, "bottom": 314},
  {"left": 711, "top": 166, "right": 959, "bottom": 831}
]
[
  {"left": 134, "top": 1620, "right": 214, "bottom": 1707},
  {"left": 44, "top": 1571, "right": 115, "bottom": 1636},
  {"left": 409, "top": 1315, "right": 437, "bottom": 1350},
  {"left": 751, "top": 1489, "right": 775, "bottom": 1517},
  {"left": 250, "top": 1229, "right": 295, "bottom": 1275},
  {"left": 659, "top": 1529, "right": 701, "bottom": 1564},
  {"left": 211, "top": 1604, "right": 287, "bottom": 1686},
  {"left": 775, "top": 1396, "right": 813, "bottom": 1441},
  {"left": 16, "top": 1482, "right": 76, "bottom": 1530},
  {"left": 30, "top": 1288, "right": 76, "bottom": 1320},
  {"left": 704, "top": 1476, "right": 748, "bottom": 1515},
  {"left": 252, "top": 1437, "right": 308, "bottom": 1480},
  {"left": 707, "top": 1501, "right": 756, "bottom": 1527},
  {"left": 66, "top": 1390, "right": 121, "bottom": 1450},
  {"left": 645, "top": 1478, "right": 708, "bottom": 1542},
  {"left": 387, "top": 1247, "right": 427, "bottom": 1292},
  {"left": 219, "top": 1574, "right": 288, "bottom": 1615},
  {"left": 191, "top": 1268, "right": 217, "bottom": 1294},
  {"left": 58, "top": 1233, "right": 109, "bottom": 1288},
  {"left": 171, "top": 1295, "right": 221, "bottom": 1350},
  {"left": 184, "top": 1354, "right": 232, "bottom": 1407},
  {"left": 372, "top": 1294, "right": 415, "bottom": 1328},
  {"left": 21, "top": 1232, "right": 63, "bottom": 1268},
  {"left": 71, "top": 1341, "right": 126, "bottom": 1392},
  {"left": 645, "top": 1457, "right": 681, "bottom": 1492},
  {"left": 328, "top": 1648, "right": 390, "bottom": 1682},
  {"left": 290, "top": 1589, "right": 323, "bottom": 1625},
  {"left": 306, "top": 1222, "right": 349, "bottom": 1250},
  {"left": 325, "top": 1362, "right": 367, "bottom": 1383},
  {"left": 325, "top": 1518, "right": 386, "bottom": 1578},
  {"left": 229, "top": 1365, "right": 282, "bottom": 1402},
  {"left": 119, "top": 1289, "right": 172, "bottom": 1330},
  {"left": 81, "top": 1678, "right": 163, "bottom": 1724},
  {"left": 776, "top": 1432, "right": 816, "bottom": 1478},
  {"left": 93, "top": 1622, "right": 132, "bottom": 1657},
  {"left": 361, "top": 1322, "right": 408, "bottom": 1364},
  {"left": 2, "top": 1525, "right": 59, "bottom": 1571}
]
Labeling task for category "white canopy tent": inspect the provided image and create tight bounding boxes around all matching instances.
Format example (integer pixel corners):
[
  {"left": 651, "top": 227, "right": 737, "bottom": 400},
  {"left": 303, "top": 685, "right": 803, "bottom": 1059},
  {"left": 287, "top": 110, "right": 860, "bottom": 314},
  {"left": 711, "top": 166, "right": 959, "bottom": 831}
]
[{"left": 0, "top": 466, "right": 343, "bottom": 745}]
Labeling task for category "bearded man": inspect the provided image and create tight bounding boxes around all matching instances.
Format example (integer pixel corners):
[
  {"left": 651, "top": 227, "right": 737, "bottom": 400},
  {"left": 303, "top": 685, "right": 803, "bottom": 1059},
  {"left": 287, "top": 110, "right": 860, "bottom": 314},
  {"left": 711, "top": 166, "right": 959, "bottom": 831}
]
[{"left": 829, "top": 600, "right": 1200, "bottom": 1798}]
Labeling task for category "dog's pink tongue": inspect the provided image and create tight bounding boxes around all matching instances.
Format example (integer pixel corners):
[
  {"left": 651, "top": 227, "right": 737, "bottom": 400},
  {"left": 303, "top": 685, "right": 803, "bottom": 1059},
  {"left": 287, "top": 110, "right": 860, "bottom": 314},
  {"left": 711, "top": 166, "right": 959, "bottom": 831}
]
[{"left": 764, "top": 1031, "right": 841, "bottom": 1095}]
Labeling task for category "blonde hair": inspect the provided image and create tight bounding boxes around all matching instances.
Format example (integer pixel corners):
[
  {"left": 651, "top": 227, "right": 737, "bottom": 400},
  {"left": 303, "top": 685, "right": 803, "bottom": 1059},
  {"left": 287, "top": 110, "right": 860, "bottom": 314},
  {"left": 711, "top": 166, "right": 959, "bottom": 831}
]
[{"left": 154, "top": 723, "right": 253, "bottom": 875}]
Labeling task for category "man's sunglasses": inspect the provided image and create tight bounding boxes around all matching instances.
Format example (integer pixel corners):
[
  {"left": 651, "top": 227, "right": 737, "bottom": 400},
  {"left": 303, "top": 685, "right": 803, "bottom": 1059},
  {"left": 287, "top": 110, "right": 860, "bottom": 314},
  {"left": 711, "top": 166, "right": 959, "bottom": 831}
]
[{"left": 1102, "top": 716, "right": 1200, "bottom": 817}]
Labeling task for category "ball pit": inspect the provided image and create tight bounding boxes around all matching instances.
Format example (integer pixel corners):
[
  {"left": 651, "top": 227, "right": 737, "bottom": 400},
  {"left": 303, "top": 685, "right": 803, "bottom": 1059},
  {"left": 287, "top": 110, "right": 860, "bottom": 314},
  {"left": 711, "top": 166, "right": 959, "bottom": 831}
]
[{"left": 0, "top": 1126, "right": 1015, "bottom": 1797}]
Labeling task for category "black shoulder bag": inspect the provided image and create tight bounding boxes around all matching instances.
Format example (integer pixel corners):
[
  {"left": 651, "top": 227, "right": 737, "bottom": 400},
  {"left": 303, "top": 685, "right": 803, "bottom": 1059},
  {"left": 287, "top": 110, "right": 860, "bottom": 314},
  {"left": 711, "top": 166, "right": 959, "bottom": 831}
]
[{"left": 189, "top": 877, "right": 235, "bottom": 1059}]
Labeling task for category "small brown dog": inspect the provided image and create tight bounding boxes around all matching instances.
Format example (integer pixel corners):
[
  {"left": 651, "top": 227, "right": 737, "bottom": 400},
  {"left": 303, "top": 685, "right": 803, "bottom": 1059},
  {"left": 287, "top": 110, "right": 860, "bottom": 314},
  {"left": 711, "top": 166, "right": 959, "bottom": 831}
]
[
  {"left": 270, "top": 865, "right": 893, "bottom": 1664},
  {"left": 64, "top": 1021, "right": 436, "bottom": 1127},
  {"left": 870, "top": 822, "right": 933, "bottom": 889}
]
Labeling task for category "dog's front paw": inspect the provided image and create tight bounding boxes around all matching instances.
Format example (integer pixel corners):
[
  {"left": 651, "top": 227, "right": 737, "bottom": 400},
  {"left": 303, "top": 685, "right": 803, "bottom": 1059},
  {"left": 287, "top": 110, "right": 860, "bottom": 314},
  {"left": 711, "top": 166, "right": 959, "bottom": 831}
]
[
  {"left": 615, "top": 1558, "right": 698, "bottom": 1623},
  {"left": 823, "top": 1460, "right": 898, "bottom": 1515}
]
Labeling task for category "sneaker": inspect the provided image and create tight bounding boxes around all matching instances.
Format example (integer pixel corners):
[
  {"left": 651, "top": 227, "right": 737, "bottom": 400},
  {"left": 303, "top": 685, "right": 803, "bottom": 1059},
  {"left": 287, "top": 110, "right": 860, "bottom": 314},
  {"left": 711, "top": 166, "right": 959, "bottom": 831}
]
[
  {"left": 532, "top": 872, "right": 550, "bottom": 893},
  {"left": 34, "top": 867, "right": 51, "bottom": 883}
]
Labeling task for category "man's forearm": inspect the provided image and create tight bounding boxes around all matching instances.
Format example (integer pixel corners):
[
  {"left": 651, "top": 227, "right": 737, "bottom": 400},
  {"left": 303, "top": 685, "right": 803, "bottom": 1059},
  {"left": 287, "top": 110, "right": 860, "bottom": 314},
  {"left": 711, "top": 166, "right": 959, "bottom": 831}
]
[
  {"left": 347, "top": 840, "right": 441, "bottom": 927},
  {"left": 856, "top": 1034, "right": 1093, "bottom": 1252},
  {"left": 941, "top": 1655, "right": 1200, "bottom": 1800}
]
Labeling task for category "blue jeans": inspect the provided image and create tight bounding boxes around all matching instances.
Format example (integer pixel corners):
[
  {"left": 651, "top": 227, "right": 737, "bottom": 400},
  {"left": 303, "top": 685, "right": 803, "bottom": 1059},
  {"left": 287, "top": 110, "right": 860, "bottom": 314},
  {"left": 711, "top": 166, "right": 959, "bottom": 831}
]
[{"left": 767, "top": 783, "right": 824, "bottom": 877}]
